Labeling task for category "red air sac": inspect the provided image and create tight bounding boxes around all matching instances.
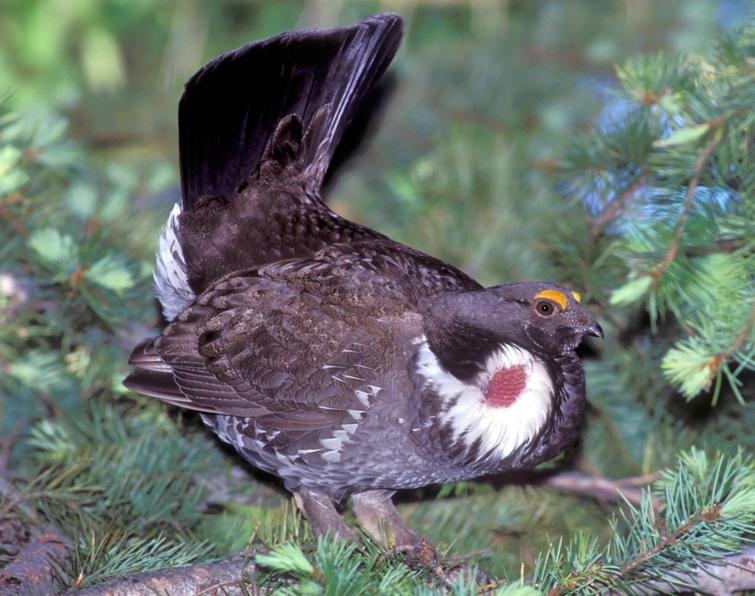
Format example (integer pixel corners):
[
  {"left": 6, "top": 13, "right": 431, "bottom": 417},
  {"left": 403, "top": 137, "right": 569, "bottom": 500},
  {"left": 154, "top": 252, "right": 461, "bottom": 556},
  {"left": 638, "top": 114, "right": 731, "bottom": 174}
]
[{"left": 485, "top": 365, "right": 527, "bottom": 408}]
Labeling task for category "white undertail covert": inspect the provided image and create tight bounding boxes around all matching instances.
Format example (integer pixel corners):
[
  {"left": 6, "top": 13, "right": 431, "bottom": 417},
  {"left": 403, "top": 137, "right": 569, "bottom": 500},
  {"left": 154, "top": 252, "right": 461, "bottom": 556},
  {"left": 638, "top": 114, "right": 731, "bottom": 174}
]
[{"left": 154, "top": 203, "right": 195, "bottom": 320}]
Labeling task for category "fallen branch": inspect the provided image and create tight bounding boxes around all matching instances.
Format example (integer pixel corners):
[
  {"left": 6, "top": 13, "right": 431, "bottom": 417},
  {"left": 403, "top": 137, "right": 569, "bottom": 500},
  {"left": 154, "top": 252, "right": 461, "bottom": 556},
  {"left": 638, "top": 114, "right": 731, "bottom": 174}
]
[
  {"left": 0, "top": 473, "right": 74, "bottom": 594},
  {"left": 0, "top": 532, "right": 69, "bottom": 596},
  {"left": 73, "top": 558, "right": 257, "bottom": 596}
]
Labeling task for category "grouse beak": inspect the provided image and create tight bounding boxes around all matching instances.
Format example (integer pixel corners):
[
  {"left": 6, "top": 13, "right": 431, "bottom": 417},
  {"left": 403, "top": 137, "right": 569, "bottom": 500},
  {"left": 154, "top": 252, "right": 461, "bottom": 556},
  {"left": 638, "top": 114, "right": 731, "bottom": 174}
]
[{"left": 585, "top": 321, "right": 604, "bottom": 338}]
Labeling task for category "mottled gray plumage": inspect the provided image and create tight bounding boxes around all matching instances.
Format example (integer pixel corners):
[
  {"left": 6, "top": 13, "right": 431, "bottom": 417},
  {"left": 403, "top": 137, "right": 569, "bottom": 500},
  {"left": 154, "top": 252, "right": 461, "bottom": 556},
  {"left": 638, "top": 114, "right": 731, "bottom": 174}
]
[{"left": 125, "top": 13, "right": 602, "bottom": 550}]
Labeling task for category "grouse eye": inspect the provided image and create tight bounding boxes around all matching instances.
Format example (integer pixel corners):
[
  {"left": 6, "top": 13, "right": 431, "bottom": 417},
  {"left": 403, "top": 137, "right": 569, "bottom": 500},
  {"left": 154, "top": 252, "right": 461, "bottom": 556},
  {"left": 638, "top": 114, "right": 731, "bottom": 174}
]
[{"left": 535, "top": 300, "right": 555, "bottom": 316}]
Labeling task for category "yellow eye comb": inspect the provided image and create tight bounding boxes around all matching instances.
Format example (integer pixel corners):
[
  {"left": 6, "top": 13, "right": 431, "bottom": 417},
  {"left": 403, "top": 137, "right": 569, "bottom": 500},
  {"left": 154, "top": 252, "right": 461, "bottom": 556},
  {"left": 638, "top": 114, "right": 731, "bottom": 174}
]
[{"left": 533, "top": 289, "right": 568, "bottom": 310}]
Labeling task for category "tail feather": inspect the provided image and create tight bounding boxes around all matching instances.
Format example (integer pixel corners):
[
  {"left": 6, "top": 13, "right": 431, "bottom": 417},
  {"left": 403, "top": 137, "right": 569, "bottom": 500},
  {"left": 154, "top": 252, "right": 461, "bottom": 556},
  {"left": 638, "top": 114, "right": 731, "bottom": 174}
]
[{"left": 178, "top": 13, "right": 403, "bottom": 209}]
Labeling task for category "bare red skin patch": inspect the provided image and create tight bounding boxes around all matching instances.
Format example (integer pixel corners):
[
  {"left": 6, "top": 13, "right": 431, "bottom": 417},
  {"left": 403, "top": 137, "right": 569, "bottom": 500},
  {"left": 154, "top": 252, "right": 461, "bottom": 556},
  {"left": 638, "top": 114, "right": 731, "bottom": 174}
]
[{"left": 485, "top": 365, "right": 527, "bottom": 408}]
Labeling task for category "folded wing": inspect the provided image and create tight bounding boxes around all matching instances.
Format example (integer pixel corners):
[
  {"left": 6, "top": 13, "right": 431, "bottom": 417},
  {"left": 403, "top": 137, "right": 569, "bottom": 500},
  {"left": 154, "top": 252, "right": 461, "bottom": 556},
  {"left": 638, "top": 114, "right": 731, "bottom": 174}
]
[{"left": 126, "top": 253, "right": 423, "bottom": 431}]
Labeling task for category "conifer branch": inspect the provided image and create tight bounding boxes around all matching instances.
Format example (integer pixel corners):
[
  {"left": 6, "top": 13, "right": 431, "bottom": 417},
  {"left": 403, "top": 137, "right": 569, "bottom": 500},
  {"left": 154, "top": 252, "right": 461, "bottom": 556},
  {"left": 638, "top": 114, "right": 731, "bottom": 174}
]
[
  {"left": 535, "top": 449, "right": 755, "bottom": 595},
  {"left": 637, "top": 544, "right": 755, "bottom": 595},
  {"left": 546, "top": 545, "right": 755, "bottom": 596},
  {"left": 0, "top": 479, "right": 41, "bottom": 525},
  {"left": 616, "top": 503, "right": 720, "bottom": 580},
  {"left": 651, "top": 129, "right": 721, "bottom": 282}
]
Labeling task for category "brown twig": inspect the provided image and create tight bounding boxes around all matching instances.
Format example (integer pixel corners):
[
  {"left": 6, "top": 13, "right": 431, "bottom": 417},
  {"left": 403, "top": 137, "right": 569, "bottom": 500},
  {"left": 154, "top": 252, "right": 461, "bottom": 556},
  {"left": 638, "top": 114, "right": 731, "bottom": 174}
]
[
  {"left": 0, "top": 478, "right": 41, "bottom": 525},
  {"left": 615, "top": 472, "right": 661, "bottom": 488},
  {"left": 442, "top": 106, "right": 509, "bottom": 134},
  {"left": 591, "top": 174, "right": 647, "bottom": 235},
  {"left": 539, "top": 471, "right": 656, "bottom": 508},
  {"left": 0, "top": 490, "right": 59, "bottom": 522},
  {"left": 650, "top": 133, "right": 720, "bottom": 282},
  {"left": 618, "top": 505, "right": 715, "bottom": 579},
  {"left": 73, "top": 558, "right": 257, "bottom": 596},
  {"left": 706, "top": 302, "right": 755, "bottom": 382},
  {"left": 0, "top": 203, "right": 29, "bottom": 239},
  {"left": 684, "top": 237, "right": 745, "bottom": 257}
]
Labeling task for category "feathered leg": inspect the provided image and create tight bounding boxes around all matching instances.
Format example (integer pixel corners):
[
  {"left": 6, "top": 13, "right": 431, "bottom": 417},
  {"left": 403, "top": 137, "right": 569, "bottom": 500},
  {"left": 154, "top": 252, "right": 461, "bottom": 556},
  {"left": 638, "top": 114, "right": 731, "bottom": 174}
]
[{"left": 293, "top": 488, "right": 357, "bottom": 542}]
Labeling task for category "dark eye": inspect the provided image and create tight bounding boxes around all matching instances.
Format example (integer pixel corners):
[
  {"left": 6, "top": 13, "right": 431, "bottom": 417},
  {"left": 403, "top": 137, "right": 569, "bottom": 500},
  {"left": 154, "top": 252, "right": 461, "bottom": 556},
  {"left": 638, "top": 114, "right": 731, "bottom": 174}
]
[{"left": 535, "top": 301, "right": 555, "bottom": 316}]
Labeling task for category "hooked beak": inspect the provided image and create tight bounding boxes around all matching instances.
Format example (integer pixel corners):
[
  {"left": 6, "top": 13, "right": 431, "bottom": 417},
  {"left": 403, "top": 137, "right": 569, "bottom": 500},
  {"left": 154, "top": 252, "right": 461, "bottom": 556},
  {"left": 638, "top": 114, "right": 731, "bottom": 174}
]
[{"left": 585, "top": 321, "right": 604, "bottom": 338}]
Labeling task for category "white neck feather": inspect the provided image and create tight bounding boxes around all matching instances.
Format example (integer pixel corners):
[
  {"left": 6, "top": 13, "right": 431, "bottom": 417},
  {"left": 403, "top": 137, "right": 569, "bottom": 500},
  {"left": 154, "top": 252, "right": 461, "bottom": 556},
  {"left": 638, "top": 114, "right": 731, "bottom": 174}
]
[{"left": 414, "top": 337, "right": 553, "bottom": 460}]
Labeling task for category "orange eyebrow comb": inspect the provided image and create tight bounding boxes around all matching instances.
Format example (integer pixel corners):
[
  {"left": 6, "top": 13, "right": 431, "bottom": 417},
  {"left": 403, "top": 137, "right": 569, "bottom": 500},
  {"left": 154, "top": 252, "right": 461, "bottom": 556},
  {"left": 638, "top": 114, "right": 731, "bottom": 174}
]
[{"left": 533, "top": 289, "right": 568, "bottom": 310}]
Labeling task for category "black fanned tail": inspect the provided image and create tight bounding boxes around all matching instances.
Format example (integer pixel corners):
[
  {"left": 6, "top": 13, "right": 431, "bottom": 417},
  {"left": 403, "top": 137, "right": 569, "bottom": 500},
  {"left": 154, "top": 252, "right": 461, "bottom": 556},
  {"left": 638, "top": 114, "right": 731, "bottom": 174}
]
[{"left": 178, "top": 13, "right": 403, "bottom": 209}]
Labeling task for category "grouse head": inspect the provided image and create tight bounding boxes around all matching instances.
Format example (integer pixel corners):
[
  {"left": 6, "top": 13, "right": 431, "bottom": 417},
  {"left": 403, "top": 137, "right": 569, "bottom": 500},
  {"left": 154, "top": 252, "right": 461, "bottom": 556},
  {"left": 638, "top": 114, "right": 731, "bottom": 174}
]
[
  {"left": 492, "top": 282, "right": 602, "bottom": 354},
  {"left": 422, "top": 282, "right": 602, "bottom": 382},
  {"left": 414, "top": 282, "right": 601, "bottom": 471}
]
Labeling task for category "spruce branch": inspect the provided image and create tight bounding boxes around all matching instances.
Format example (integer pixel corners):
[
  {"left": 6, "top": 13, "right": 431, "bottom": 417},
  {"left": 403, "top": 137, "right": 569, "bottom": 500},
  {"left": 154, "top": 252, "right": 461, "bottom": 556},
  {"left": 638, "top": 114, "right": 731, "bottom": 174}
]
[
  {"left": 533, "top": 449, "right": 755, "bottom": 594},
  {"left": 605, "top": 58, "right": 751, "bottom": 400},
  {"left": 546, "top": 547, "right": 755, "bottom": 596},
  {"left": 615, "top": 502, "right": 721, "bottom": 581},
  {"left": 636, "top": 544, "right": 755, "bottom": 595},
  {"left": 0, "top": 479, "right": 41, "bottom": 526},
  {"left": 650, "top": 128, "right": 722, "bottom": 283}
]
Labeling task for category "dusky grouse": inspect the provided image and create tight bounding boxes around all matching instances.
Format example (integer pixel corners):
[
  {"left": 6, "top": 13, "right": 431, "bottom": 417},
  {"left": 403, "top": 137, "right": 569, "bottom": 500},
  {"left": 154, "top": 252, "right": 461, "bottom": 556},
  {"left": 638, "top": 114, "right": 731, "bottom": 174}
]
[{"left": 125, "top": 13, "right": 603, "bottom": 551}]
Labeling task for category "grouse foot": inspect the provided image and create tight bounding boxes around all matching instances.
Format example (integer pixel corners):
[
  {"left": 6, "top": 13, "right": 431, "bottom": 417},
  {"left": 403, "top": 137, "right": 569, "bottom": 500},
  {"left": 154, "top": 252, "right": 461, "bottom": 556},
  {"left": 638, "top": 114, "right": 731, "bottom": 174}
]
[
  {"left": 352, "top": 490, "right": 492, "bottom": 588},
  {"left": 351, "top": 489, "right": 439, "bottom": 566}
]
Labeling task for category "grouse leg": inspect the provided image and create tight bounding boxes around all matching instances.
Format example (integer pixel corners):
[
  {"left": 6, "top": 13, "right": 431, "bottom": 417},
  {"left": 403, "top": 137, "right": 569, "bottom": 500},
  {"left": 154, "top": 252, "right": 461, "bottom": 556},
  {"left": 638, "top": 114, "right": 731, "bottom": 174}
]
[
  {"left": 293, "top": 488, "right": 357, "bottom": 542},
  {"left": 351, "top": 489, "right": 437, "bottom": 565}
]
